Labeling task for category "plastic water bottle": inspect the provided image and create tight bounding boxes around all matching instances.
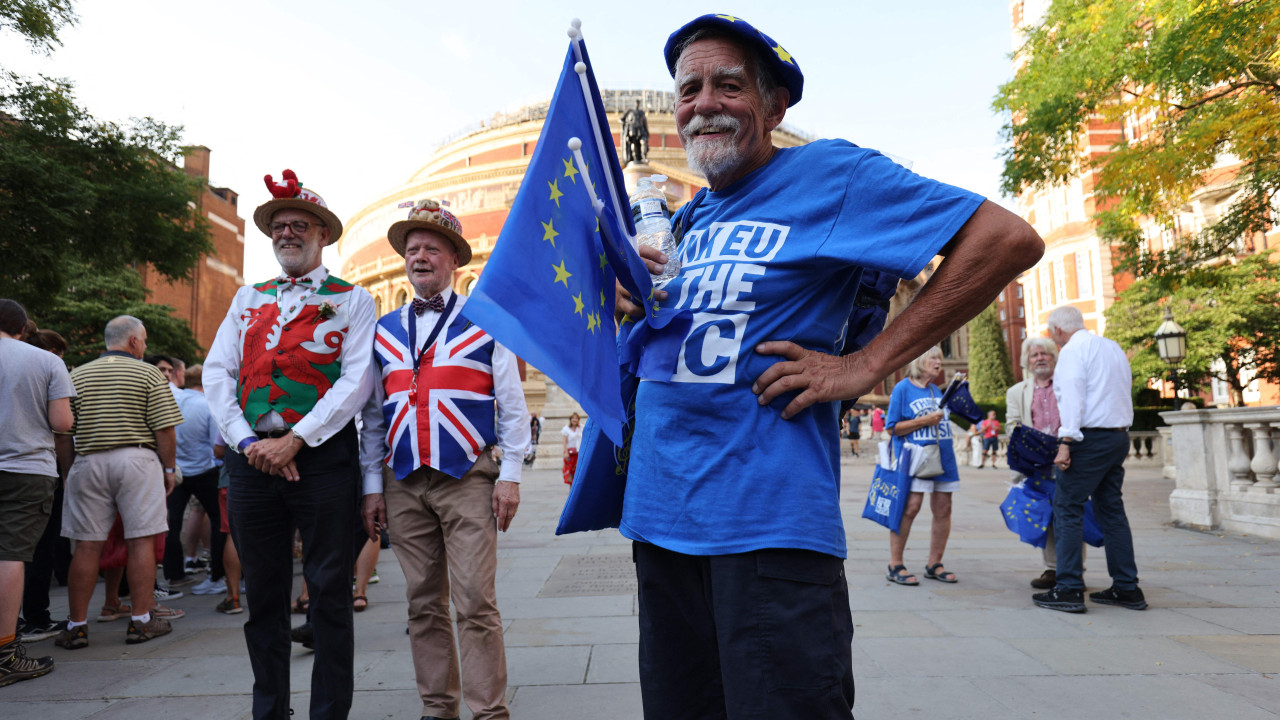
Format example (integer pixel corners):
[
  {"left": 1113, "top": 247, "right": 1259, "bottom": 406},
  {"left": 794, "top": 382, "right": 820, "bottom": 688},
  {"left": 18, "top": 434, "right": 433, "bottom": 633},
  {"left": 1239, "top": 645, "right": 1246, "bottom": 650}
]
[{"left": 629, "top": 175, "right": 680, "bottom": 283}]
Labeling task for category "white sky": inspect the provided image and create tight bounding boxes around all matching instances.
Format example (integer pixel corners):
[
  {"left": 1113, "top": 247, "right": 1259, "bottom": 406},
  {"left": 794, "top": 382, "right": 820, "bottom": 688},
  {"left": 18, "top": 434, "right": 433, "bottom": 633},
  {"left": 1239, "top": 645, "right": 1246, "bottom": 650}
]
[{"left": 2, "top": 0, "right": 1019, "bottom": 282}]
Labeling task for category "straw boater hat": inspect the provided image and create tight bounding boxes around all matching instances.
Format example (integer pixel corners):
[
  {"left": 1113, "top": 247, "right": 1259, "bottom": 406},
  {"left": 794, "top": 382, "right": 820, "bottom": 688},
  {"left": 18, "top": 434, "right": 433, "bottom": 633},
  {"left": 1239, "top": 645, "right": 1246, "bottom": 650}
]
[
  {"left": 252, "top": 169, "right": 343, "bottom": 245},
  {"left": 386, "top": 199, "right": 472, "bottom": 265}
]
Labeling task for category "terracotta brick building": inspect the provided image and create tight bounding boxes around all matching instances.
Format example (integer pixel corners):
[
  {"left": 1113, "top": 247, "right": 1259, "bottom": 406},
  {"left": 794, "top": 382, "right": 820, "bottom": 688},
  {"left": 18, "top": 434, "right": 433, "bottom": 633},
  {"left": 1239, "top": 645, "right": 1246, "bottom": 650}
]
[{"left": 137, "top": 146, "right": 245, "bottom": 357}]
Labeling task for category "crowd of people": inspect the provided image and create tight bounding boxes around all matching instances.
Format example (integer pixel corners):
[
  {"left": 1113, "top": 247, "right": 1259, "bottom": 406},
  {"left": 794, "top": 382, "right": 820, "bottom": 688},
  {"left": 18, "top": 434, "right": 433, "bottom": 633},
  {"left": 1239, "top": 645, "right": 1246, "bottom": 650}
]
[{"left": 0, "top": 12, "right": 1155, "bottom": 720}]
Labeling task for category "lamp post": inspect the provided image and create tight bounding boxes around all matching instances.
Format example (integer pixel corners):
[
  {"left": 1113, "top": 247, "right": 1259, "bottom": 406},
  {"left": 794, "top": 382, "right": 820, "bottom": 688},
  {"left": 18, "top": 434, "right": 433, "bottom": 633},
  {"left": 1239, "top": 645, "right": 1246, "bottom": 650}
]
[{"left": 1154, "top": 307, "right": 1188, "bottom": 410}]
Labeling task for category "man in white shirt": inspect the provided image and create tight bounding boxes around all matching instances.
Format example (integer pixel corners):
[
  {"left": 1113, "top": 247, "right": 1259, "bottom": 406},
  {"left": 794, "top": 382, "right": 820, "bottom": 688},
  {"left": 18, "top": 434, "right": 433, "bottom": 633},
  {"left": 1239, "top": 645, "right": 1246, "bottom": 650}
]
[
  {"left": 1033, "top": 306, "right": 1145, "bottom": 613},
  {"left": 205, "top": 171, "right": 376, "bottom": 720},
  {"left": 360, "top": 199, "right": 529, "bottom": 720}
]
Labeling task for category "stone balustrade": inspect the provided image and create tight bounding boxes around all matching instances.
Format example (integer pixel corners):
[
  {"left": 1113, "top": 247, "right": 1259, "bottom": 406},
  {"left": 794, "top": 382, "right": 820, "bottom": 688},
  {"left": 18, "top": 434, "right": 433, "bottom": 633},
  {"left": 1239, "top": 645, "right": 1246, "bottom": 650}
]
[
  {"left": 1162, "top": 406, "right": 1280, "bottom": 540},
  {"left": 960, "top": 429, "right": 1166, "bottom": 469}
]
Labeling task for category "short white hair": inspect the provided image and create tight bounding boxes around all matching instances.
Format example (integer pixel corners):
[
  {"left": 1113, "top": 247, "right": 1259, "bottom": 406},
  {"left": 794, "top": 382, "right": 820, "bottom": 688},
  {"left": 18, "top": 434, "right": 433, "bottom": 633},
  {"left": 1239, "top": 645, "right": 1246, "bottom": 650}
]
[
  {"left": 104, "top": 315, "right": 143, "bottom": 350},
  {"left": 1047, "top": 306, "right": 1085, "bottom": 334},
  {"left": 906, "top": 346, "right": 943, "bottom": 380},
  {"left": 1020, "top": 336, "right": 1058, "bottom": 376}
]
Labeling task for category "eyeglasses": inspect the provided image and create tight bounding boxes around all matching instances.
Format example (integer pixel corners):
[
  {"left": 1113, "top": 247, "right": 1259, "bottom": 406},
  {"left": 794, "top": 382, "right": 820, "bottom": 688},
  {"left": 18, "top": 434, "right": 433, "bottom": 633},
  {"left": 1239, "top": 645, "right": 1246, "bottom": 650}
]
[{"left": 270, "top": 220, "right": 325, "bottom": 236}]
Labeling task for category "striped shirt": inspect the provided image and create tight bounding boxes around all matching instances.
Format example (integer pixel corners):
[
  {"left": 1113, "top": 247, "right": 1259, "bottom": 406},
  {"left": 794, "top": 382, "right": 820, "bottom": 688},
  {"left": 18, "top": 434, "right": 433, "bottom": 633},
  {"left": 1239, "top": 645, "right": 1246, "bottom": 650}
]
[{"left": 69, "top": 352, "right": 184, "bottom": 454}]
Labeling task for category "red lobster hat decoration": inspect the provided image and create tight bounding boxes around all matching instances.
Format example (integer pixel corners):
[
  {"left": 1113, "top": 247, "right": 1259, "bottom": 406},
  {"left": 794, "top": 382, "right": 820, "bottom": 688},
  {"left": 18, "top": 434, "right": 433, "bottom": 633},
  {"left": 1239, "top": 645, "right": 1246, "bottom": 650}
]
[{"left": 252, "top": 169, "right": 344, "bottom": 245}]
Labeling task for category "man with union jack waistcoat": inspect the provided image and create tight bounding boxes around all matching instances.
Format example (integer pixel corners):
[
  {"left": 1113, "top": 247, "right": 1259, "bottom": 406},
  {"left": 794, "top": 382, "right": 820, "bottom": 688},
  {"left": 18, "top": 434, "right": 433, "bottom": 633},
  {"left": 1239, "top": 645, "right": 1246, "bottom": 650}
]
[
  {"left": 359, "top": 199, "right": 529, "bottom": 720},
  {"left": 205, "top": 171, "right": 376, "bottom": 720}
]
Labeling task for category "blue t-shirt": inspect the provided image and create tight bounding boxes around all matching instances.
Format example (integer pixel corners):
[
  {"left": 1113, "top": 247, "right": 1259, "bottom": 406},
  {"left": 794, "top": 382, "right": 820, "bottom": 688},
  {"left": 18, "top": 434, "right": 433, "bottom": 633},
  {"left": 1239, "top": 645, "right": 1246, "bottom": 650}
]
[
  {"left": 620, "top": 139, "right": 983, "bottom": 557},
  {"left": 886, "top": 377, "right": 960, "bottom": 484}
]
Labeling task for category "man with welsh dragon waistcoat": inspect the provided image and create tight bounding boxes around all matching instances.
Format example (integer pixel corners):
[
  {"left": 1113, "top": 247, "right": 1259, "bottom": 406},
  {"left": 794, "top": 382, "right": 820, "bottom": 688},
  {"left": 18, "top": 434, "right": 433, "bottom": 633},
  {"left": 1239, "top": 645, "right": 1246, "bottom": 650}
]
[
  {"left": 205, "top": 170, "right": 376, "bottom": 720},
  {"left": 359, "top": 199, "right": 529, "bottom": 720}
]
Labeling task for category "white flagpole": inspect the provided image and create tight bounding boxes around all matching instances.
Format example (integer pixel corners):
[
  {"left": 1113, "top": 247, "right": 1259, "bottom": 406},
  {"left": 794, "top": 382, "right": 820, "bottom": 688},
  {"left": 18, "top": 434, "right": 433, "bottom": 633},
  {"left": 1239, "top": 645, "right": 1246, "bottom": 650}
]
[{"left": 567, "top": 20, "right": 635, "bottom": 247}]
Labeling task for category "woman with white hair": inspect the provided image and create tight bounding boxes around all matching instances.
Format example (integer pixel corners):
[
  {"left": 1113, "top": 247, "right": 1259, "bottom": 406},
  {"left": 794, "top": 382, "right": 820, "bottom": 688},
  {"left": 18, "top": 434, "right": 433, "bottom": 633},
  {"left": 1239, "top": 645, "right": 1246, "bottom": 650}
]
[{"left": 885, "top": 346, "right": 960, "bottom": 585}]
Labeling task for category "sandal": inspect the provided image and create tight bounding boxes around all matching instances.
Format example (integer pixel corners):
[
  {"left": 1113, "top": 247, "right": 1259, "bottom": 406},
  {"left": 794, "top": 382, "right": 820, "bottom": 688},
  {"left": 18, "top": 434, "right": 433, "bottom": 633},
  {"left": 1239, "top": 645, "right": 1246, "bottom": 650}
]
[
  {"left": 886, "top": 564, "right": 919, "bottom": 586},
  {"left": 353, "top": 595, "right": 368, "bottom": 612},
  {"left": 97, "top": 603, "right": 133, "bottom": 622},
  {"left": 291, "top": 596, "right": 309, "bottom": 614},
  {"left": 925, "top": 563, "right": 957, "bottom": 583}
]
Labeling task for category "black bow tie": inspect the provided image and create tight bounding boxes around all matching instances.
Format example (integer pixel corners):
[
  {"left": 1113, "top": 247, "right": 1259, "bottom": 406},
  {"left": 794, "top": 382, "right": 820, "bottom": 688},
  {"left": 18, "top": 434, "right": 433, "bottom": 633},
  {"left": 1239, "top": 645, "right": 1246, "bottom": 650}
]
[{"left": 411, "top": 295, "right": 446, "bottom": 316}]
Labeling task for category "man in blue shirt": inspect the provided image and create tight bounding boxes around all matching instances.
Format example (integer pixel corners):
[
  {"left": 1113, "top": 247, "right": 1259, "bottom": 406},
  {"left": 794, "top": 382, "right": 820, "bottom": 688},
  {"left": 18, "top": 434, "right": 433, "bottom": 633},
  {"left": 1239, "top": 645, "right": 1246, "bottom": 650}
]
[{"left": 616, "top": 14, "right": 1045, "bottom": 719}]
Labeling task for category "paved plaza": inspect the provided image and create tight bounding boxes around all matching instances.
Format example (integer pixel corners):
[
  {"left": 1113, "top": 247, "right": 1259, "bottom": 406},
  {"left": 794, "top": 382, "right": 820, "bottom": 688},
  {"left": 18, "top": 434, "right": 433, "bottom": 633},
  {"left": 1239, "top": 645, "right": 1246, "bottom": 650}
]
[{"left": 3, "top": 452, "right": 1278, "bottom": 719}]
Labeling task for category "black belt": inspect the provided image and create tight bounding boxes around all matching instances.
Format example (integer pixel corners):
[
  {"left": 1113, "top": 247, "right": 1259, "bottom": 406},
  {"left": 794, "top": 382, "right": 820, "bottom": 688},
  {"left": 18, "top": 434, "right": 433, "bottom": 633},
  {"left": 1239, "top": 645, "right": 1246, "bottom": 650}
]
[
  {"left": 1082, "top": 427, "right": 1127, "bottom": 432},
  {"left": 255, "top": 429, "right": 291, "bottom": 439}
]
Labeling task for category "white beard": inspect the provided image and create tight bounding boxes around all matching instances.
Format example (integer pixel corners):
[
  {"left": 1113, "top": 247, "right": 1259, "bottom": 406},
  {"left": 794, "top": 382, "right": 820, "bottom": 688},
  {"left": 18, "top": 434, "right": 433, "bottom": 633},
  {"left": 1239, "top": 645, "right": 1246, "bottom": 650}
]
[{"left": 681, "top": 114, "right": 744, "bottom": 181}]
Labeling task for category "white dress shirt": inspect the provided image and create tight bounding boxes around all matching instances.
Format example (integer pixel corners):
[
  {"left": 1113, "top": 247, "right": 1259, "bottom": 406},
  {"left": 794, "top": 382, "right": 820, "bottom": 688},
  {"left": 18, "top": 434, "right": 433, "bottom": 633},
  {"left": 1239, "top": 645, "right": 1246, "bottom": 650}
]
[
  {"left": 1052, "top": 329, "right": 1133, "bottom": 442},
  {"left": 205, "top": 264, "right": 378, "bottom": 450},
  {"left": 359, "top": 288, "right": 531, "bottom": 494}
]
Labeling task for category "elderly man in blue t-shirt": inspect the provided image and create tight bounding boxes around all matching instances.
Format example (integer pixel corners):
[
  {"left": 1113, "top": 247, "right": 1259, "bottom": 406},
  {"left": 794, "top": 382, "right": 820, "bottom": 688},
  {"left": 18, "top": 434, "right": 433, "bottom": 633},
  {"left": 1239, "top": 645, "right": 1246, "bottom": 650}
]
[{"left": 615, "top": 14, "right": 1045, "bottom": 719}]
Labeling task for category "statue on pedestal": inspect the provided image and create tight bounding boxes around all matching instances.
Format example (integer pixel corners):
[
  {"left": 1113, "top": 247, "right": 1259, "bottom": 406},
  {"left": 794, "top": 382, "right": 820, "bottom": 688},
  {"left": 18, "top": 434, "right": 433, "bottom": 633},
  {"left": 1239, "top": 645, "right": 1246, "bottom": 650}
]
[{"left": 622, "top": 100, "right": 649, "bottom": 166}]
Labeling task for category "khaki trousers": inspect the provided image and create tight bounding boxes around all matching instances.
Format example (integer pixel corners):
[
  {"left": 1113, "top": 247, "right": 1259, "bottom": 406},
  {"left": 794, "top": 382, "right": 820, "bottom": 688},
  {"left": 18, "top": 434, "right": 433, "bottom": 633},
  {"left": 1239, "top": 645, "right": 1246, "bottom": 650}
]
[{"left": 386, "top": 459, "right": 508, "bottom": 720}]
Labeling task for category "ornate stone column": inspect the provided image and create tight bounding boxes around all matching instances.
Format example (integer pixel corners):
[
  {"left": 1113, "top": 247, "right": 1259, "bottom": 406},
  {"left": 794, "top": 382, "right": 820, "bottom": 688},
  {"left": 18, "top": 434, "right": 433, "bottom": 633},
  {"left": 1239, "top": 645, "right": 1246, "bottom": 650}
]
[
  {"left": 1227, "top": 424, "right": 1254, "bottom": 488},
  {"left": 1246, "top": 423, "right": 1279, "bottom": 489}
]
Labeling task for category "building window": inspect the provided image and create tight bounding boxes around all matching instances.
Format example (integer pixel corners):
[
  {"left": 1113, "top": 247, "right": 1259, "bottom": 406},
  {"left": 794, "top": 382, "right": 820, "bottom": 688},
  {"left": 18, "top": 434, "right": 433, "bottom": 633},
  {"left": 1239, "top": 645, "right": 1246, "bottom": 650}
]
[
  {"left": 1053, "top": 258, "right": 1067, "bottom": 304},
  {"left": 1016, "top": 285, "right": 1023, "bottom": 299},
  {"left": 1038, "top": 266, "right": 1052, "bottom": 309},
  {"left": 941, "top": 336, "right": 953, "bottom": 358},
  {"left": 375, "top": 296, "right": 383, "bottom": 316},
  {"left": 1075, "top": 251, "right": 1093, "bottom": 298},
  {"left": 396, "top": 288, "right": 408, "bottom": 307},
  {"left": 1020, "top": 328, "right": 1026, "bottom": 339},
  {"left": 1000, "top": 309, "right": 1006, "bottom": 321},
  {"left": 999, "top": 291, "right": 1005, "bottom": 302},
  {"left": 1018, "top": 305, "right": 1024, "bottom": 318}
]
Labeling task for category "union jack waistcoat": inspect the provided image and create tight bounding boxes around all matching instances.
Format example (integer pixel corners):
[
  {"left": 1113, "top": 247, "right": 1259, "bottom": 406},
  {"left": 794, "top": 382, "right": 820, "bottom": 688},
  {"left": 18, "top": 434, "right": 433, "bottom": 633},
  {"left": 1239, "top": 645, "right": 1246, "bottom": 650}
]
[{"left": 372, "top": 297, "right": 497, "bottom": 481}]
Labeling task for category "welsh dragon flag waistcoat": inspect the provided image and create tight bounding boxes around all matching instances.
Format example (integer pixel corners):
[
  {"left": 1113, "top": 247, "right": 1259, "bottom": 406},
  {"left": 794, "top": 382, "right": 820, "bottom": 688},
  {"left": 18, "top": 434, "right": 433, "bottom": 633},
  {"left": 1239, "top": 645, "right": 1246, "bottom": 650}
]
[
  {"left": 372, "top": 298, "right": 497, "bottom": 481},
  {"left": 236, "top": 276, "right": 357, "bottom": 426}
]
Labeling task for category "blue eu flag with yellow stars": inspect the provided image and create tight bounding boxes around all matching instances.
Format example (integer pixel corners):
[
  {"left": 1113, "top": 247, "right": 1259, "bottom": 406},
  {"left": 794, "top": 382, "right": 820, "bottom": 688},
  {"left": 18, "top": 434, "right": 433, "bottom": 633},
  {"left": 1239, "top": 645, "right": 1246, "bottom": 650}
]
[{"left": 462, "top": 38, "right": 643, "bottom": 449}]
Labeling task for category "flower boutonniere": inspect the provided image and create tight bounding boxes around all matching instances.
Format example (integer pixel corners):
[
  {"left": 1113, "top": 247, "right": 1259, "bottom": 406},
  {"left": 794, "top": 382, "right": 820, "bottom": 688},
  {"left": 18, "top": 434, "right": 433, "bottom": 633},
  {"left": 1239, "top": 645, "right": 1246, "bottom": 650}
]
[{"left": 316, "top": 301, "right": 337, "bottom": 322}]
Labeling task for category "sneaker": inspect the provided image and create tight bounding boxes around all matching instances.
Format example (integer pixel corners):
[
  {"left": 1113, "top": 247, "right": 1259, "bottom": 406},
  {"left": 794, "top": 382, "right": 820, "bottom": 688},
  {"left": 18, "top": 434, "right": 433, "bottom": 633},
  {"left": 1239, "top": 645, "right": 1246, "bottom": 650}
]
[
  {"left": 191, "top": 577, "right": 227, "bottom": 596},
  {"left": 53, "top": 622, "right": 89, "bottom": 650},
  {"left": 184, "top": 558, "right": 208, "bottom": 573},
  {"left": 1030, "top": 569, "right": 1057, "bottom": 590},
  {"left": 215, "top": 597, "right": 243, "bottom": 615},
  {"left": 165, "top": 574, "right": 199, "bottom": 589},
  {"left": 17, "top": 619, "right": 63, "bottom": 643},
  {"left": 369, "top": 572, "right": 379, "bottom": 585},
  {"left": 97, "top": 604, "right": 133, "bottom": 622},
  {"left": 125, "top": 616, "right": 172, "bottom": 644},
  {"left": 290, "top": 622, "right": 314, "bottom": 650},
  {"left": 0, "top": 639, "right": 54, "bottom": 686},
  {"left": 150, "top": 605, "right": 186, "bottom": 620},
  {"left": 154, "top": 586, "right": 184, "bottom": 602},
  {"left": 1089, "top": 585, "right": 1148, "bottom": 610},
  {"left": 1032, "top": 586, "right": 1086, "bottom": 613}
]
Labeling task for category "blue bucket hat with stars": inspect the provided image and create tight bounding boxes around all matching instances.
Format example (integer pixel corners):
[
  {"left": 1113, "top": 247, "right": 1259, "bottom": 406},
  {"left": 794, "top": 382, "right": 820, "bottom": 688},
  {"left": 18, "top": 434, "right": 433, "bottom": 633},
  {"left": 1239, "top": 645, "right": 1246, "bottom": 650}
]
[{"left": 664, "top": 14, "right": 803, "bottom": 108}]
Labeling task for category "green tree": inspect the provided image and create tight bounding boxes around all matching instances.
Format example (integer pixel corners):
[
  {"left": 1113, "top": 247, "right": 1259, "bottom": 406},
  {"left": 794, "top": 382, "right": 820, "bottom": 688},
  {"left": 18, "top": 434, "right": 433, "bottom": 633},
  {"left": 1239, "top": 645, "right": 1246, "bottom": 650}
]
[
  {"left": 967, "top": 303, "right": 1016, "bottom": 403},
  {"left": 0, "top": 75, "right": 211, "bottom": 362},
  {"left": 1104, "top": 254, "right": 1280, "bottom": 407},
  {"left": 994, "top": 0, "right": 1280, "bottom": 281},
  {"left": 34, "top": 262, "right": 203, "bottom": 368},
  {"left": 0, "top": 0, "right": 75, "bottom": 53}
]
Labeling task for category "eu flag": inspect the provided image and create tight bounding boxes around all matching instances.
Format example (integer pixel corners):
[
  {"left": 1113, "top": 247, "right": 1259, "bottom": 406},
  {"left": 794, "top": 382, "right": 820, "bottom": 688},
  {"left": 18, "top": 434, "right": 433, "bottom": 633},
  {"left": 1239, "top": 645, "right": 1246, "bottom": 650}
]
[{"left": 461, "top": 39, "right": 641, "bottom": 447}]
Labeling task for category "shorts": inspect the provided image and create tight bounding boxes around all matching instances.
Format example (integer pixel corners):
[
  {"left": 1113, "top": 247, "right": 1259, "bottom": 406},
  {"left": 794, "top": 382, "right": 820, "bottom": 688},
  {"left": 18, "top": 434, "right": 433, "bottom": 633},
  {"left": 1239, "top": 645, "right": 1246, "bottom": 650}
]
[
  {"left": 0, "top": 471, "right": 57, "bottom": 562},
  {"left": 849, "top": 431, "right": 861, "bottom": 440},
  {"left": 62, "top": 447, "right": 168, "bottom": 541},
  {"left": 910, "top": 478, "right": 959, "bottom": 493},
  {"left": 982, "top": 437, "right": 999, "bottom": 452},
  {"left": 219, "top": 487, "right": 230, "bottom": 534}
]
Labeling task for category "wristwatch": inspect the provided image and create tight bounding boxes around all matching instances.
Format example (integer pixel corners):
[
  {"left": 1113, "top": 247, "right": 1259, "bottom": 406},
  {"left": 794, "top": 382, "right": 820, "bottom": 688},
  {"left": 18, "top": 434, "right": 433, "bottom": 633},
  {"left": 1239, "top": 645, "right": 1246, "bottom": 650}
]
[
  {"left": 163, "top": 468, "right": 176, "bottom": 475},
  {"left": 291, "top": 429, "right": 304, "bottom": 444}
]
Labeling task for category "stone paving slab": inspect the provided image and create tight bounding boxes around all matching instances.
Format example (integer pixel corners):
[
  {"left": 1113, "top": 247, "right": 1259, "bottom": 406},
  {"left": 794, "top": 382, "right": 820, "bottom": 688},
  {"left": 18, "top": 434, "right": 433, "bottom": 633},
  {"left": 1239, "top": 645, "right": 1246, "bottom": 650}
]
[{"left": 8, "top": 458, "right": 1280, "bottom": 720}]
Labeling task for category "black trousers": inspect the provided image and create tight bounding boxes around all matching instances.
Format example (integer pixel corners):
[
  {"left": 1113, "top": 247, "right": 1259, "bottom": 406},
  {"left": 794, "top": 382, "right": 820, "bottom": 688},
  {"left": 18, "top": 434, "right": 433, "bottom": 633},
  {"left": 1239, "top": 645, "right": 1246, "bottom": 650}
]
[
  {"left": 163, "top": 467, "right": 224, "bottom": 581},
  {"left": 228, "top": 423, "right": 358, "bottom": 720},
  {"left": 634, "top": 542, "right": 856, "bottom": 720}
]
